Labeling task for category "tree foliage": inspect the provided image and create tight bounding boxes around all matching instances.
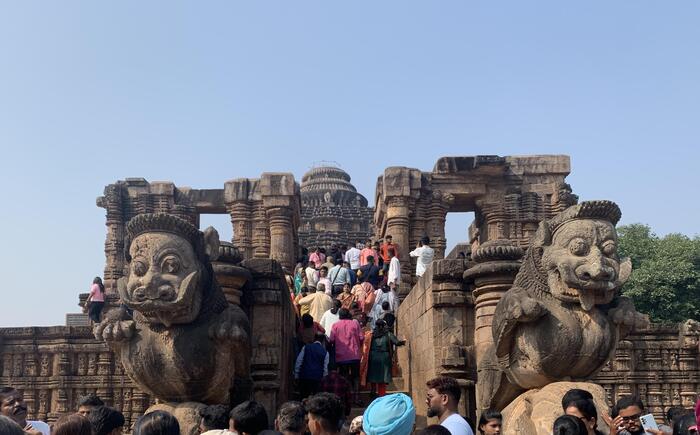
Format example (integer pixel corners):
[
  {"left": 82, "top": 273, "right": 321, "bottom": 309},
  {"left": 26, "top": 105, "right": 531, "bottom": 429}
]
[{"left": 617, "top": 223, "right": 700, "bottom": 323}]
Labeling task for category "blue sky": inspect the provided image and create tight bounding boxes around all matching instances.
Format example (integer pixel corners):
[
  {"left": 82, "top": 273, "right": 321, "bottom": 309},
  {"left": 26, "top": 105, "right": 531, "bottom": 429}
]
[{"left": 1, "top": 2, "right": 698, "bottom": 327}]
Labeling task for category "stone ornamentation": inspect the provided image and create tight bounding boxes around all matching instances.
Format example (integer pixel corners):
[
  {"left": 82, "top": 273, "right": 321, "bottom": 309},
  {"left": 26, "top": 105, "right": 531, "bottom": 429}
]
[
  {"left": 94, "top": 213, "right": 250, "bottom": 404},
  {"left": 481, "top": 200, "right": 648, "bottom": 410}
]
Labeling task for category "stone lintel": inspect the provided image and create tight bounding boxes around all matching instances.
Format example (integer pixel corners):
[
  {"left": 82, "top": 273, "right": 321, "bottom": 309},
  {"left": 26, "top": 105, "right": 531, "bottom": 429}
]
[
  {"left": 259, "top": 172, "right": 298, "bottom": 197},
  {"left": 503, "top": 155, "right": 571, "bottom": 176},
  {"left": 181, "top": 189, "right": 226, "bottom": 213},
  {"left": 433, "top": 156, "right": 506, "bottom": 174},
  {"left": 224, "top": 178, "right": 261, "bottom": 202},
  {"left": 381, "top": 167, "right": 423, "bottom": 198},
  {"left": 148, "top": 181, "right": 176, "bottom": 196}
]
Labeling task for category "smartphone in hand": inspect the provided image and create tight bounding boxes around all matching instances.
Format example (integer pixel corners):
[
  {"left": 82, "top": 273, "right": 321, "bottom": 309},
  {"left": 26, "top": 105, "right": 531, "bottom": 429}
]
[{"left": 639, "top": 414, "right": 659, "bottom": 434}]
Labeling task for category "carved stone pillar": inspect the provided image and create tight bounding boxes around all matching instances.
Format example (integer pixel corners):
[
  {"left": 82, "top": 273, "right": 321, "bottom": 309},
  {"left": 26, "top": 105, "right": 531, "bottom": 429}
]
[
  {"left": 427, "top": 191, "right": 454, "bottom": 259},
  {"left": 228, "top": 201, "right": 253, "bottom": 259},
  {"left": 463, "top": 239, "right": 522, "bottom": 414},
  {"left": 385, "top": 196, "right": 412, "bottom": 293},
  {"left": 252, "top": 202, "right": 270, "bottom": 259},
  {"left": 475, "top": 199, "right": 507, "bottom": 244},
  {"left": 38, "top": 390, "right": 49, "bottom": 421},
  {"left": 97, "top": 184, "right": 126, "bottom": 293},
  {"left": 266, "top": 207, "right": 295, "bottom": 271}
]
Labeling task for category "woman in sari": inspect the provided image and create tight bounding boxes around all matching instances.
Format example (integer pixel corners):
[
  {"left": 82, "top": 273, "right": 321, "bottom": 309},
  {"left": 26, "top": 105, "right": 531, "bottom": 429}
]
[
  {"left": 338, "top": 283, "right": 354, "bottom": 310},
  {"left": 365, "top": 319, "right": 405, "bottom": 397}
]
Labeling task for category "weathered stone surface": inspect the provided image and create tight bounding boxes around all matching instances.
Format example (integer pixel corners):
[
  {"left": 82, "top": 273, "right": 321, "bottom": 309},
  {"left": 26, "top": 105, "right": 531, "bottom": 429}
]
[
  {"left": 374, "top": 155, "right": 575, "bottom": 290},
  {"left": 146, "top": 402, "right": 205, "bottom": 435},
  {"left": 501, "top": 382, "right": 609, "bottom": 435},
  {"left": 94, "top": 214, "right": 250, "bottom": 404},
  {"left": 480, "top": 201, "right": 648, "bottom": 410},
  {"left": 298, "top": 166, "right": 373, "bottom": 249}
]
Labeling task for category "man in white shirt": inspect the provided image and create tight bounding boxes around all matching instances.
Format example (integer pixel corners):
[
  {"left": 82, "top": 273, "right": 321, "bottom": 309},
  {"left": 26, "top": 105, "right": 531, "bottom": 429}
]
[
  {"left": 387, "top": 248, "right": 401, "bottom": 291},
  {"left": 319, "top": 299, "right": 342, "bottom": 336},
  {"left": 425, "top": 376, "right": 474, "bottom": 435},
  {"left": 344, "top": 242, "right": 362, "bottom": 271},
  {"left": 409, "top": 236, "right": 435, "bottom": 278},
  {"left": 305, "top": 261, "right": 320, "bottom": 290},
  {"left": 0, "top": 388, "right": 50, "bottom": 435}
]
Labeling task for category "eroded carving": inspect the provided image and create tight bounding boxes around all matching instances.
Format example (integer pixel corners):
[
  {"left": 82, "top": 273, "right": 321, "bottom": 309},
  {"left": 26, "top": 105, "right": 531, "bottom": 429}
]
[
  {"left": 480, "top": 200, "right": 648, "bottom": 410},
  {"left": 94, "top": 213, "right": 250, "bottom": 404}
]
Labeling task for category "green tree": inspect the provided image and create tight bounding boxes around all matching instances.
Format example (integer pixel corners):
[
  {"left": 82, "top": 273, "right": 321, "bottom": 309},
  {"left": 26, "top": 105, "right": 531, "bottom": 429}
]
[{"left": 617, "top": 223, "right": 700, "bottom": 323}]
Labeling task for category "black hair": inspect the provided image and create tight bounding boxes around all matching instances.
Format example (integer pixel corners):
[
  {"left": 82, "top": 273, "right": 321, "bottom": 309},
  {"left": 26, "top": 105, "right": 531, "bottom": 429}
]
[
  {"left": 666, "top": 406, "right": 688, "bottom": 424},
  {"left": 199, "top": 404, "right": 230, "bottom": 431},
  {"left": 301, "top": 313, "right": 314, "bottom": 328},
  {"left": 303, "top": 393, "right": 343, "bottom": 432},
  {"left": 276, "top": 401, "right": 306, "bottom": 433},
  {"left": 0, "top": 387, "right": 18, "bottom": 402},
  {"left": 230, "top": 401, "right": 269, "bottom": 435},
  {"left": 552, "top": 415, "right": 588, "bottom": 435},
  {"left": 93, "top": 277, "right": 105, "bottom": 293},
  {"left": 419, "top": 424, "right": 451, "bottom": 435},
  {"left": 89, "top": 406, "right": 126, "bottom": 435},
  {"left": 381, "top": 301, "right": 390, "bottom": 310},
  {"left": 421, "top": 236, "right": 431, "bottom": 245},
  {"left": 564, "top": 398, "right": 598, "bottom": 422},
  {"left": 338, "top": 308, "right": 351, "bottom": 320},
  {"left": 478, "top": 409, "right": 502, "bottom": 434},
  {"left": 673, "top": 413, "right": 698, "bottom": 435},
  {"left": 366, "top": 255, "right": 374, "bottom": 263},
  {"left": 78, "top": 393, "right": 105, "bottom": 408},
  {"left": 133, "top": 410, "right": 180, "bottom": 435},
  {"left": 350, "top": 302, "right": 359, "bottom": 310},
  {"left": 612, "top": 395, "right": 644, "bottom": 417},
  {"left": 426, "top": 376, "right": 461, "bottom": 403},
  {"left": 561, "top": 389, "right": 593, "bottom": 410},
  {"left": 333, "top": 299, "right": 342, "bottom": 309}
]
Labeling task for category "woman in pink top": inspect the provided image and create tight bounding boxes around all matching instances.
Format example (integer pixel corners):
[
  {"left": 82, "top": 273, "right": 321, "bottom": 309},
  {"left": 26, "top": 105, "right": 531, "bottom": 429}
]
[
  {"left": 329, "top": 308, "right": 364, "bottom": 403},
  {"left": 87, "top": 277, "right": 106, "bottom": 323}
]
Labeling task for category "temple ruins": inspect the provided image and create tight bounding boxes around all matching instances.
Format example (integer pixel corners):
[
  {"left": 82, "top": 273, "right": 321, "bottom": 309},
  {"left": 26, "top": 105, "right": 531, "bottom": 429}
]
[
  {"left": 298, "top": 166, "right": 373, "bottom": 250},
  {"left": 1, "top": 155, "right": 698, "bottom": 433}
]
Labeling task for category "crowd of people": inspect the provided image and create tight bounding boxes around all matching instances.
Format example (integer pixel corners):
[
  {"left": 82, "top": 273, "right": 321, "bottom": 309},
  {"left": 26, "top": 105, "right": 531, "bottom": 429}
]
[
  {"left": 288, "top": 236, "right": 436, "bottom": 403},
  {"left": 4, "top": 375, "right": 700, "bottom": 435}
]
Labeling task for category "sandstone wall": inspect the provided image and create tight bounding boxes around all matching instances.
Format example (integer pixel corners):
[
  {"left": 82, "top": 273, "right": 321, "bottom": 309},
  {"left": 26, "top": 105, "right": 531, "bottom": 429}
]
[
  {"left": 592, "top": 321, "right": 700, "bottom": 418},
  {"left": 396, "top": 259, "right": 477, "bottom": 427}
]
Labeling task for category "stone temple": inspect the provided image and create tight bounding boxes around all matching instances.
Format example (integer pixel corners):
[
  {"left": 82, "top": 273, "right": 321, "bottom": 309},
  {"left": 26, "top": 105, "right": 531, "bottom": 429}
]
[
  {"left": 298, "top": 165, "right": 373, "bottom": 250},
  {"left": 1, "top": 154, "right": 699, "bottom": 434}
]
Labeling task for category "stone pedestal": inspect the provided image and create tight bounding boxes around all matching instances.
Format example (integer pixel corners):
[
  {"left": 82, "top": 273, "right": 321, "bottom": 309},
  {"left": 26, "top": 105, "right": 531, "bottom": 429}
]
[{"left": 501, "top": 382, "right": 609, "bottom": 435}]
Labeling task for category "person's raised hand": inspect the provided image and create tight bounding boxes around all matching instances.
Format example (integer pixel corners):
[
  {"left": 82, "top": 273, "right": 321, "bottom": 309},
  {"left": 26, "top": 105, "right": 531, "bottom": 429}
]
[{"left": 602, "top": 412, "right": 623, "bottom": 435}]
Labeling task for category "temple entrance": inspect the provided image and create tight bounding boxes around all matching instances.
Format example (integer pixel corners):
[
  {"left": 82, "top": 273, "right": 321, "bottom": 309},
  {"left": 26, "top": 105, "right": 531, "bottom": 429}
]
[
  {"left": 444, "top": 211, "right": 475, "bottom": 257},
  {"left": 200, "top": 213, "right": 233, "bottom": 242}
]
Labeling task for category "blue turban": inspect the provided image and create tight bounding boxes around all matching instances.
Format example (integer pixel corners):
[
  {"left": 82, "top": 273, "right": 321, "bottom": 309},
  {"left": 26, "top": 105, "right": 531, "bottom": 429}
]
[{"left": 363, "top": 393, "right": 415, "bottom": 435}]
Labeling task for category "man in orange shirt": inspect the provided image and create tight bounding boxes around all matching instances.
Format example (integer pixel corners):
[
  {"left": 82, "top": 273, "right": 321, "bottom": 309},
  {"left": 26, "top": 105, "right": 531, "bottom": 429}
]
[{"left": 380, "top": 235, "right": 400, "bottom": 272}]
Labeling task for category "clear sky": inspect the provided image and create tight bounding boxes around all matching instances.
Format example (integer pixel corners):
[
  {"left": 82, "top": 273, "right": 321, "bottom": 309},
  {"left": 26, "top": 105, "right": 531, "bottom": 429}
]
[{"left": 1, "top": 2, "right": 698, "bottom": 327}]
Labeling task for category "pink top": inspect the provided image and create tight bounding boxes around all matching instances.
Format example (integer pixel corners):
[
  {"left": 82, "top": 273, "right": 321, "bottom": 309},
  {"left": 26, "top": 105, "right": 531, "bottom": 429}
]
[
  {"left": 90, "top": 283, "right": 104, "bottom": 302},
  {"left": 360, "top": 248, "right": 378, "bottom": 266},
  {"left": 329, "top": 319, "right": 363, "bottom": 362},
  {"left": 309, "top": 252, "right": 325, "bottom": 268}
]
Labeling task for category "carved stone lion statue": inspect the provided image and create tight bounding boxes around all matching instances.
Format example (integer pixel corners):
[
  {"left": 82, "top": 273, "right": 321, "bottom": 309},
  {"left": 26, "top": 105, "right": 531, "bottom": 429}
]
[
  {"left": 94, "top": 213, "right": 250, "bottom": 404},
  {"left": 479, "top": 200, "right": 648, "bottom": 410}
]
